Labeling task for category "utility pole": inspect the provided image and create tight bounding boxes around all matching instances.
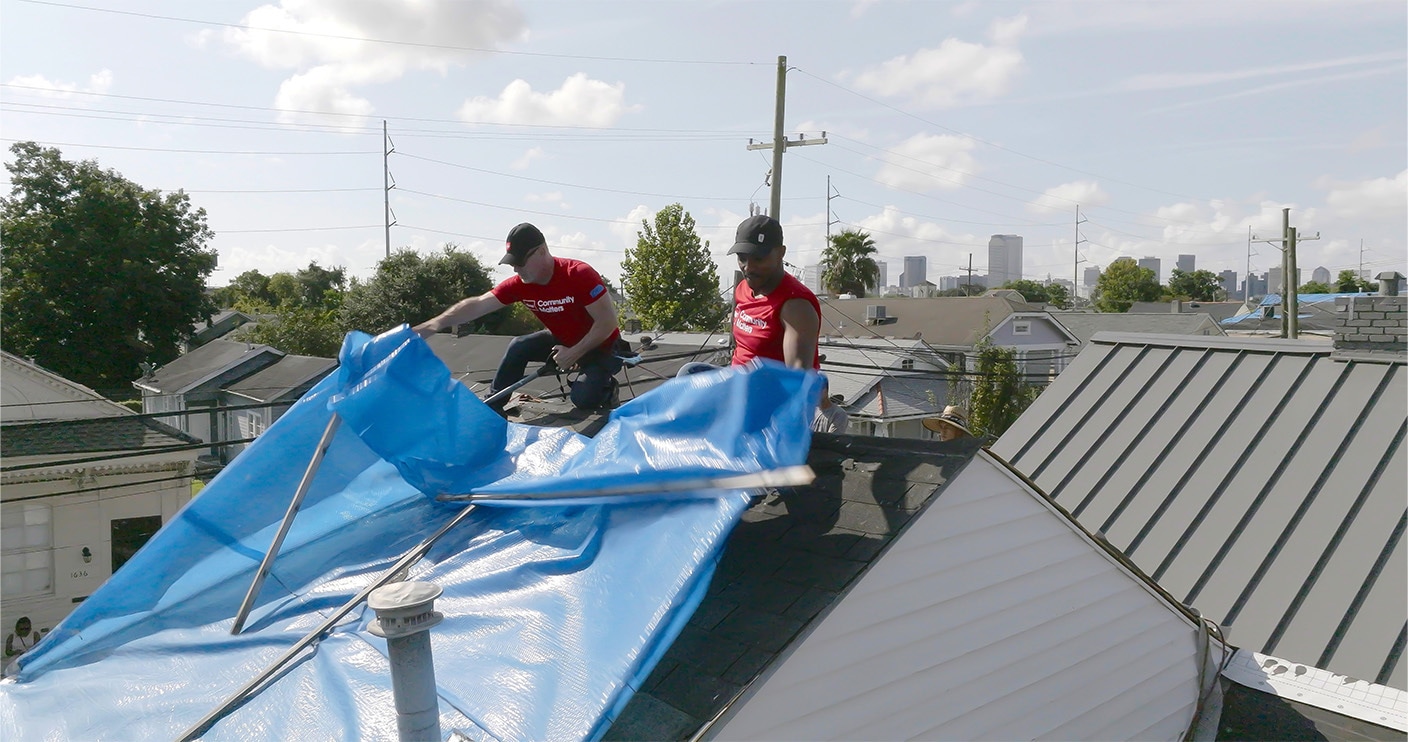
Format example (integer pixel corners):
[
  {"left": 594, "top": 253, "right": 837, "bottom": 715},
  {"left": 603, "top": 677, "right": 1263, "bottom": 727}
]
[
  {"left": 1251, "top": 209, "right": 1318, "bottom": 339},
  {"left": 826, "top": 176, "right": 841, "bottom": 243},
  {"left": 1246, "top": 225, "right": 1252, "bottom": 302},
  {"left": 383, "top": 121, "right": 397, "bottom": 259},
  {"left": 1074, "top": 205, "right": 1087, "bottom": 305},
  {"left": 746, "top": 56, "right": 826, "bottom": 220},
  {"left": 965, "top": 254, "right": 974, "bottom": 297},
  {"left": 1359, "top": 238, "right": 1366, "bottom": 283}
]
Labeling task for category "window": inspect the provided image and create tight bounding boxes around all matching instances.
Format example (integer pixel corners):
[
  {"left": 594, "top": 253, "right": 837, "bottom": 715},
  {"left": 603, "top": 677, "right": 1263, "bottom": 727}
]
[
  {"left": 901, "top": 358, "right": 915, "bottom": 370},
  {"left": 1012, "top": 321, "right": 1032, "bottom": 336},
  {"left": 1, "top": 504, "right": 53, "bottom": 598},
  {"left": 112, "top": 515, "right": 164, "bottom": 573}
]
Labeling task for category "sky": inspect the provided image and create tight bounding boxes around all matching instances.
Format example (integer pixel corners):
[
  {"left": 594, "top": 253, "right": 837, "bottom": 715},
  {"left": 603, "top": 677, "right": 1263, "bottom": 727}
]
[{"left": 2, "top": 0, "right": 1405, "bottom": 298}]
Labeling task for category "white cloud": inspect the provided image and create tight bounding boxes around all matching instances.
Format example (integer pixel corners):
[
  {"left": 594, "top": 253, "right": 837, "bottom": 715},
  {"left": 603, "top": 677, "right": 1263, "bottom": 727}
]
[
  {"left": 1115, "top": 51, "right": 1405, "bottom": 93},
  {"left": 1325, "top": 170, "right": 1408, "bottom": 220},
  {"left": 5, "top": 69, "right": 114, "bottom": 99},
  {"left": 873, "top": 134, "right": 977, "bottom": 191},
  {"left": 273, "top": 65, "right": 375, "bottom": 119},
  {"left": 1028, "top": 180, "right": 1109, "bottom": 214},
  {"left": 457, "top": 73, "right": 639, "bottom": 127},
  {"left": 850, "top": 0, "right": 880, "bottom": 19},
  {"left": 523, "top": 191, "right": 567, "bottom": 209},
  {"left": 511, "top": 146, "right": 547, "bottom": 170},
  {"left": 843, "top": 14, "right": 1026, "bottom": 107},
  {"left": 222, "top": 0, "right": 526, "bottom": 117}
]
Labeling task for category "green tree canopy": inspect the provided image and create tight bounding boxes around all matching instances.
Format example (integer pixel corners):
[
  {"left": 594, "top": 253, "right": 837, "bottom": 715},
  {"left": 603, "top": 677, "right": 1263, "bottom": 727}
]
[
  {"left": 967, "top": 338, "right": 1039, "bottom": 439},
  {"left": 620, "top": 203, "right": 728, "bottom": 331},
  {"left": 820, "top": 229, "right": 880, "bottom": 297},
  {"left": 1299, "top": 280, "right": 1333, "bottom": 294},
  {"left": 1165, "top": 268, "right": 1223, "bottom": 301},
  {"left": 1000, "top": 280, "right": 1070, "bottom": 309},
  {"left": 340, "top": 245, "right": 506, "bottom": 334},
  {"left": 234, "top": 306, "right": 343, "bottom": 358},
  {"left": 1335, "top": 269, "right": 1375, "bottom": 293},
  {"left": 1092, "top": 257, "right": 1162, "bottom": 312},
  {"left": 0, "top": 142, "right": 217, "bottom": 393},
  {"left": 216, "top": 269, "right": 275, "bottom": 309}
]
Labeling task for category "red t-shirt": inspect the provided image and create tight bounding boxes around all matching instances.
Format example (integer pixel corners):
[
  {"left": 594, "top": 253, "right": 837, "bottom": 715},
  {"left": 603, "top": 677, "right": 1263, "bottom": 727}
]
[
  {"left": 731, "top": 272, "right": 821, "bottom": 368},
  {"left": 491, "top": 257, "right": 620, "bottom": 350}
]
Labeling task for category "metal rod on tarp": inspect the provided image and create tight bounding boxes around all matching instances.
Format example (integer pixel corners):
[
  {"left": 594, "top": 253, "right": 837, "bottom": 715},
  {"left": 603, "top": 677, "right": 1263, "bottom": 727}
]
[
  {"left": 231, "top": 414, "right": 342, "bottom": 636},
  {"left": 179, "top": 503, "right": 480, "bottom": 742},
  {"left": 482, "top": 360, "right": 557, "bottom": 409}
]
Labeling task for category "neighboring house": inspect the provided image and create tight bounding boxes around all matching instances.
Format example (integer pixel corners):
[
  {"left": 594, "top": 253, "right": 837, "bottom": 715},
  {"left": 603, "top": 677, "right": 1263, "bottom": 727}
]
[
  {"left": 219, "top": 355, "right": 337, "bottom": 458},
  {"left": 1130, "top": 300, "right": 1248, "bottom": 324},
  {"left": 132, "top": 339, "right": 284, "bottom": 463},
  {"left": 818, "top": 294, "right": 1080, "bottom": 384},
  {"left": 816, "top": 338, "right": 950, "bottom": 438},
  {"left": 1053, "top": 311, "right": 1226, "bottom": 349},
  {"left": 1221, "top": 292, "right": 1374, "bottom": 335},
  {"left": 184, "top": 310, "right": 254, "bottom": 352},
  {"left": 1, "top": 352, "right": 200, "bottom": 647},
  {"left": 993, "top": 296, "right": 1407, "bottom": 692}
]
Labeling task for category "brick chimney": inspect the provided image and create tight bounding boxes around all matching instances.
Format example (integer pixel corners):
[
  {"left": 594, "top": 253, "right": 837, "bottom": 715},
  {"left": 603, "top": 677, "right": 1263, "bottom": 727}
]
[{"left": 1333, "top": 295, "right": 1407, "bottom": 359}]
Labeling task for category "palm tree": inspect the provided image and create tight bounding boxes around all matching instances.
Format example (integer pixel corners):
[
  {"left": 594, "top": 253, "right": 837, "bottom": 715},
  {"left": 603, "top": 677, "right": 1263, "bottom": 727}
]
[{"left": 820, "top": 229, "right": 880, "bottom": 297}]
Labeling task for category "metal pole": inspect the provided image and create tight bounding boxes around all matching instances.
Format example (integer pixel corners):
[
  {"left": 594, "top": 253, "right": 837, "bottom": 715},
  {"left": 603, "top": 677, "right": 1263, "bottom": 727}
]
[
  {"left": 369, "top": 582, "right": 445, "bottom": 742},
  {"left": 231, "top": 414, "right": 342, "bottom": 635},
  {"left": 384, "top": 121, "right": 391, "bottom": 258},
  {"left": 770, "top": 56, "right": 786, "bottom": 220},
  {"left": 1288, "top": 227, "right": 1300, "bottom": 339},
  {"left": 1280, "top": 208, "right": 1290, "bottom": 338}
]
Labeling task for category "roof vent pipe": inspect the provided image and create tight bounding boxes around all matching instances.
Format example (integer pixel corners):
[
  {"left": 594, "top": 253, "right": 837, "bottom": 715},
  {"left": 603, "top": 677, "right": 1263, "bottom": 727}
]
[
  {"left": 1375, "top": 271, "right": 1404, "bottom": 297},
  {"left": 369, "top": 581, "right": 445, "bottom": 742}
]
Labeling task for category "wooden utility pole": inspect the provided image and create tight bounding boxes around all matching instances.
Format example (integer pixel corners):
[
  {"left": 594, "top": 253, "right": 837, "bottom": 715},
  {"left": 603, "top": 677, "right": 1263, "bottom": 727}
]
[
  {"left": 1252, "top": 208, "right": 1318, "bottom": 339},
  {"left": 746, "top": 56, "right": 826, "bottom": 220}
]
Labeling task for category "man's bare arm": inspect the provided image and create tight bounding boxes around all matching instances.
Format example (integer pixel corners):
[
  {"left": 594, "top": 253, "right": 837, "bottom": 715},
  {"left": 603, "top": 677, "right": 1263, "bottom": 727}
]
[
  {"left": 413, "top": 292, "right": 506, "bottom": 338},
  {"left": 779, "top": 297, "right": 820, "bottom": 370},
  {"left": 554, "top": 294, "right": 619, "bottom": 368}
]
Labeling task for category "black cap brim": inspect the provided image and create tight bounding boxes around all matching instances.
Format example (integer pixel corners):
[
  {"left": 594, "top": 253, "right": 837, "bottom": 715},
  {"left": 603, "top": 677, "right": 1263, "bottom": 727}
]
[{"left": 728, "top": 242, "right": 772, "bottom": 256}]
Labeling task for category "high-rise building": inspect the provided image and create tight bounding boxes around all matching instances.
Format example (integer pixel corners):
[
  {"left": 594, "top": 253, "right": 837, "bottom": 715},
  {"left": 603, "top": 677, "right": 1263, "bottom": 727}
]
[
  {"left": 1082, "top": 266, "right": 1101, "bottom": 298},
  {"left": 1268, "top": 267, "right": 1302, "bottom": 293},
  {"left": 1312, "top": 265, "right": 1331, "bottom": 285},
  {"left": 1138, "top": 257, "right": 1162, "bottom": 284},
  {"left": 900, "top": 256, "right": 926, "bottom": 290},
  {"left": 1219, "top": 270, "right": 1238, "bottom": 300},
  {"left": 987, "top": 235, "right": 1023, "bottom": 288},
  {"left": 939, "top": 275, "right": 962, "bottom": 291},
  {"left": 1177, "top": 254, "right": 1195, "bottom": 274},
  {"left": 1245, "top": 272, "right": 1268, "bottom": 299},
  {"left": 874, "top": 260, "right": 888, "bottom": 291},
  {"left": 802, "top": 264, "right": 823, "bottom": 294}
]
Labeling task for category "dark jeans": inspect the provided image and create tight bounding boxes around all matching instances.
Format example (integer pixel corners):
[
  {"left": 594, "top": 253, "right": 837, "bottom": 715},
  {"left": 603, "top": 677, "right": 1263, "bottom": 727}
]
[{"left": 491, "top": 330, "right": 624, "bottom": 411}]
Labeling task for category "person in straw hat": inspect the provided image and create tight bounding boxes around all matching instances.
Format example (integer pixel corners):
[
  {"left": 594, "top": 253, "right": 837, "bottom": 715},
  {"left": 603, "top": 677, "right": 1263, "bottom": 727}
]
[{"left": 923, "top": 405, "right": 972, "bottom": 442}]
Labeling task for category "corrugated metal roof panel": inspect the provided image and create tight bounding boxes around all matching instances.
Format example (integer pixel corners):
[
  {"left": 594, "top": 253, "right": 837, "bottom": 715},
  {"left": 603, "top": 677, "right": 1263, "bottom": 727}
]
[
  {"left": 709, "top": 452, "right": 1212, "bottom": 741},
  {"left": 993, "top": 332, "right": 1408, "bottom": 689}
]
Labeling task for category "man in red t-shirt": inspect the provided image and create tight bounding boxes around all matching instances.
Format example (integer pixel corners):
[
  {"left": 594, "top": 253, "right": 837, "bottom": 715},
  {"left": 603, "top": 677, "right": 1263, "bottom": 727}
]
[
  {"left": 415, "top": 222, "right": 623, "bottom": 412},
  {"left": 727, "top": 215, "right": 821, "bottom": 369}
]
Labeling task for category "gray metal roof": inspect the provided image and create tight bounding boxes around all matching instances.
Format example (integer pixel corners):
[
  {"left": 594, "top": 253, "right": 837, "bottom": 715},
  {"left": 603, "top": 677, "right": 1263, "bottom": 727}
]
[
  {"left": 993, "top": 331, "right": 1407, "bottom": 690},
  {"left": 704, "top": 449, "right": 1217, "bottom": 741}
]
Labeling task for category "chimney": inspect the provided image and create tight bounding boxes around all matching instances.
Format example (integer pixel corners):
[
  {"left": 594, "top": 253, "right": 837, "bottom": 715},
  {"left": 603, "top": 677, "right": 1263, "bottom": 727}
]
[
  {"left": 1375, "top": 271, "right": 1404, "bottom": 297},
  {"left": 1333, "top": 294, "right": 1407, "bottom": 358}
]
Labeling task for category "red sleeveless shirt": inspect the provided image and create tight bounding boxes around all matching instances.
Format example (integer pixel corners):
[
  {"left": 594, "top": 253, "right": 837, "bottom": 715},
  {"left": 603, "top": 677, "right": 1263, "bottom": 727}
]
[{"left": 730, "top": 272, "right": 821, "bottom": 368}]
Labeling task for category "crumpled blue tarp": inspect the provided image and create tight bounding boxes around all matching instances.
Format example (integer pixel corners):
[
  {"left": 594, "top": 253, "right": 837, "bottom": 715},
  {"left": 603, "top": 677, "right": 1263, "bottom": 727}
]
[{"left": 0, "top": 326, "right": 820, "bottom": 741}]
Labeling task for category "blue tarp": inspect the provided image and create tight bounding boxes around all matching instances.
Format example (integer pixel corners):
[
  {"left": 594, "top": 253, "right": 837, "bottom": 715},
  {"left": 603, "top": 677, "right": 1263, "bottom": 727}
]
[
  {"left": 1220, "top": 292, "right": 1371, "bottom": 325},
  {"left": 0, "top": 327, "right": 820, "bottom": 741}
]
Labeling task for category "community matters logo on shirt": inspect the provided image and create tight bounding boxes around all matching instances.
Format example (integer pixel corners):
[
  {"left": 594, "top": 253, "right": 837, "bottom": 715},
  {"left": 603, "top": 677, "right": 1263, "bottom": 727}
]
[
  {"left": 734, "top": 307, "right": 767, "bottom": 334},
  {"left": 524, "top": 296, "right": 576, "bottom": 314}
]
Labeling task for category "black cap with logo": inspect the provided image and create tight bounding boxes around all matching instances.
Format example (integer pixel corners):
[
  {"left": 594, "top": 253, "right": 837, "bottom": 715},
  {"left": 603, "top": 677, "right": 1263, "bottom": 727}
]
[
  {"left": 501, "top": 223, "right": 546, "bottom": 267},
  {"left": 727, "top": 215, "right": 784, "bottom": 257}
]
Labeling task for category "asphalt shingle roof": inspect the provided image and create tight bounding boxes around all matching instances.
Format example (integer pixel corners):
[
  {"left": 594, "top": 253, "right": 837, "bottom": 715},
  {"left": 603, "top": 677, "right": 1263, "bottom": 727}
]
[
  {"left": 136, "top": 339, "right": 283, "bottom": 394},
  {"left": 2, "top": 415, "right": 200, "bottom": 458}
]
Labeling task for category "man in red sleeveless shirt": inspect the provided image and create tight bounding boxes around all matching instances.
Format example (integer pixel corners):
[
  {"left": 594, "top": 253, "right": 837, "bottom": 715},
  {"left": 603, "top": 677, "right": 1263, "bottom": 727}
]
[
  {"left": 415, "top": 222, "right": 624, "bottom": 412},
  {"left": 727, "top": 215, "right": 821, "bottom": 369}
]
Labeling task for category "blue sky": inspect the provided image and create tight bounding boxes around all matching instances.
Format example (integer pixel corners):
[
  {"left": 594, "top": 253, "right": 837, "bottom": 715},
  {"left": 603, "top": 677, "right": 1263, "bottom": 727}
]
[{"left": 2, "top": 0, "right": 1404, "bottom": 294}]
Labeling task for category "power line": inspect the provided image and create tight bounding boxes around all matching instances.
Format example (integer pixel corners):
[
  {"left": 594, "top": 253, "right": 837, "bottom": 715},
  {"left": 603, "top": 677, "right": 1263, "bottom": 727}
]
[{"left": 0, "top": 137, "right": 376, "bottom": 156}]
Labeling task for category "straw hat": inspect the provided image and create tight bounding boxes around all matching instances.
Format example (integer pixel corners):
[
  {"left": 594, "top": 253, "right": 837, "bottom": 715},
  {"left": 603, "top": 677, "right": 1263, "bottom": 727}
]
[{"left": 922, "top": 405, "right": 971, "bottom": 436}]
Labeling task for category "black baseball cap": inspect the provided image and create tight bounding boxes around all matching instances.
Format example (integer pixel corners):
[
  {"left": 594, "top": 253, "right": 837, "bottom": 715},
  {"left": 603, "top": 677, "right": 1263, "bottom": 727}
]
[
  {"left": 728, "top": 215, "right": 784, "bottom": 257},
  {"left": 501, "top": 222, "right": 545, "bottom": 267}
]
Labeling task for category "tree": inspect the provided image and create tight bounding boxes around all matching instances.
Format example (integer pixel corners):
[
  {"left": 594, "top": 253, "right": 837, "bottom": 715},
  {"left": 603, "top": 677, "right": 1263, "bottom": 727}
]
[
  {"left": 339, "top": 245, "right": 508, "bottom": 334},
  {"left": 621, "top": 203, "right": 728, "bottom": 331},
  {"left": 820, "top": 229, "right": 880, "bottom": 297},
  {"left": 1299, "top": 280, "right": 1333, "bottom": 295},
  {"left": 1165, "top": 268, "right": 1223, "bottom": 302},
  {"left": 1001, "top": 280, "right": 1070, "bottom": 309},
  {"left": 235, "top": 305, "right": 343, "bottom": 358},
  {"left": 966, "top": 338, "right": 1038, "bottom": 440},
  {"left": 215, "top": 269, "right": 275, "bottom": 309},
  {"left": 1, "top": 142, "right": 217, "bottom": 393},
  {"left": 1092, "top": 258, "right": 1162, "bottom": 312},
  {"left": 1335, "top": 269, "right": 1374, "bottom": 293}
]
